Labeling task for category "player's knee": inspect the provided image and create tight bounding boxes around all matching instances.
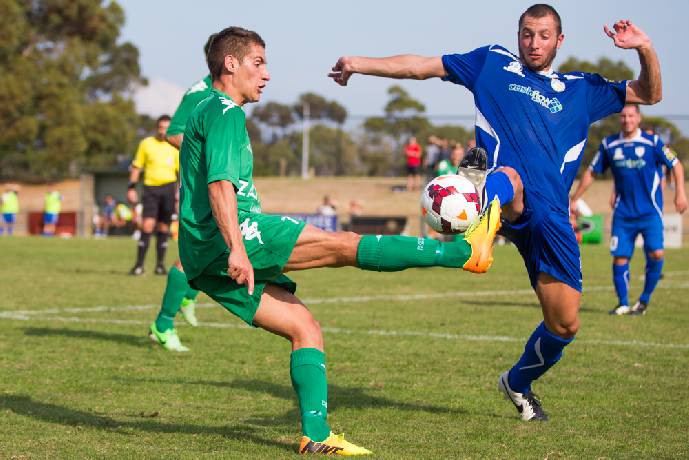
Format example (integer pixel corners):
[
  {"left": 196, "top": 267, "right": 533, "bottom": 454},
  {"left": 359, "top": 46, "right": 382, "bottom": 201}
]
[
  {"left": 648, "top": 250, "right": 664, "bottom": 260},
  {"left": 549, "top": 317, "right": 579, "bottom": 339}
]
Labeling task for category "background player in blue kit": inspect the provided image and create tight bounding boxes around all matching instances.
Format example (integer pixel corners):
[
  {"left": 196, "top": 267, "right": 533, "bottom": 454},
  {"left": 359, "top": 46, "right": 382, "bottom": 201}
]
[
  {"left": 571, "top": 104, "right": 687, "bottom": 316},
  {"left": 329, "top": 4, "right": 662, "bottom": 420}
]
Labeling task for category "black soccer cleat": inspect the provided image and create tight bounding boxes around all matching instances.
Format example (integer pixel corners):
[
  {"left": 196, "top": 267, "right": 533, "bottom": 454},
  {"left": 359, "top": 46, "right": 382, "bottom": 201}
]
[
  {"left": 629, "top": 301, "right": 648, "bottom": 316},
  {"left": 498, "top": 371, "right": 549, "bottom": 421},
  {"left": 459, "top": 147, "right": 488, "bottom": 171},
  {"left": 154, "top": 264, "right": 168, "bottom": 276},
  {"left": 129, "top": 265, "right": 144, "bottom": 276}
]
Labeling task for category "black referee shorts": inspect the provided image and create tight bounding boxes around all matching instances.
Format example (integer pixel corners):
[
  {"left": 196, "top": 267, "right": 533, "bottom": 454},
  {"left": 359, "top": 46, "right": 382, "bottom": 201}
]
[{"left": 142, "top": 182, "right": 177, "bottom": 224}]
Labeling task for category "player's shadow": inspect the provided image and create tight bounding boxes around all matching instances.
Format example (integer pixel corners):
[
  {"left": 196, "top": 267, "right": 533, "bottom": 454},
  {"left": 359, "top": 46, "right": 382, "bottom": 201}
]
[
  {"left": 143, "top": 377, "right": 466, "bottom": 415},
  {"left": 0, "top": 394, "right": 293, "bottom": 452},
  {"left": 23, "top": 327, "right": 147, "bottom": 348}
]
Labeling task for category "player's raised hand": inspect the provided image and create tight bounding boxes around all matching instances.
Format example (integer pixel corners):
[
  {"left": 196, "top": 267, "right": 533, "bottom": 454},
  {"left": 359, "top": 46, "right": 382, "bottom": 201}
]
[
  {"left": 604, "top": 20, "right": 651, "bottom": 50},
  {"left": 329, "top": 56, "right": 355, "bottom": 86},
  {"left": 228, "top": 247, "right": 254, "bottom": 295}
]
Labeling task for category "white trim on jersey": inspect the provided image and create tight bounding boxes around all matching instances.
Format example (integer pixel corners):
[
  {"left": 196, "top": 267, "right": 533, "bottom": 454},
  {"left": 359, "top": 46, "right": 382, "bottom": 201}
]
[
  {"left": 489, "top": 45, "right": 519, "bottom": 60},
  {"left": 650, "top": 170, "right": 663, "bottom": 218},
  {"left": 607, "top": 129, "right": 654, "bottom": 149},
  {"left": 560, "top": 139, "right": 587, "bottom": 174},
  {"left": 475, "top": 106, "right": 501, "bottom": 170}
]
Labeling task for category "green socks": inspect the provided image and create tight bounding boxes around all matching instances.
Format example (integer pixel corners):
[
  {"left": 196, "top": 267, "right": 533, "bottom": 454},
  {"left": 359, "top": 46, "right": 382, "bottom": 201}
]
[
  {"left": 291, "top": 348, "right": 330, "bottom": 442},
  {"left": 356, "top": 235, "right": 471, "bottom": 272},
  {"left": 155, "top": 265, "right": 189, "bottom": 332}
]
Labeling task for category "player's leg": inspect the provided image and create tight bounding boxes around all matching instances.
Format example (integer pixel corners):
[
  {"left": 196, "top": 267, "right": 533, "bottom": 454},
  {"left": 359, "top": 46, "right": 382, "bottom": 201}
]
[
  {"left": 253, "top": 284, "right": 370, "bottom": 455},
  {"left": 484, "top": 166, "right": 524, "bottom": 220},
  {"left": 633, "top": 217, "right": 665, "bottom": 315},
  {"left": 609, "top": 217, "right": 635, "bottom": 315},
  {"left": 499, "top": 274, "right": 578, "bottom": 421},
  {"left": 154, "top": 184, "right": 176, "bottom": 275},
  {"left": 284, "top": 196, "right": 502, "bottom": 274}
]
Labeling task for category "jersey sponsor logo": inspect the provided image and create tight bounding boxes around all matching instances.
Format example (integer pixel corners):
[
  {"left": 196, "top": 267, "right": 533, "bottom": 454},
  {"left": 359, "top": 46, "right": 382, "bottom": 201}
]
[
  {"left": 614, "top": 158, "right": 646, "bottom": 169},
  {"left": 219, "top": 97, "right": 237, "bottom": 114},
  {"left": 239, "top": 217, "right": 263, "bottom": 244},
  {"left": 503, "top": 60, "right": 524, "bottom": 77},
  {"left": 508, "top": 84, "right": 563, "bottom": 113},
  {"left": 550, "top": 78, "right": 565, "bottom": 92},
  {"left": 613, "top": 148, "right": 625, "bottom": 160},
  {"left": 187, "top": 79, "right": 208, "bottom": 95},
  {"left": 635, "top": 146, "right": 645, "bottom": 157}
]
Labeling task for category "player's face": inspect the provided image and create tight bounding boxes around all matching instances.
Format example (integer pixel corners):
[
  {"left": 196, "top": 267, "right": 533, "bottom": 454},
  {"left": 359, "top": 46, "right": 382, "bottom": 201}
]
[
  {"left": 518, "top": 14, "right": 564, "bottom": 72},
  {"left": 620, "top": 106, "right": 641, "bottom": 135},
  {"left": 156, "top": 119, "right": 170, "bottom": 139},
  {"left": 236, "top": 43, "right": 270, "bottom": 104}
]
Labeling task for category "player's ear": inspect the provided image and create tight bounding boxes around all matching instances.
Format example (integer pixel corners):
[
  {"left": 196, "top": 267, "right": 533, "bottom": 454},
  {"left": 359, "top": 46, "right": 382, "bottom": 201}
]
[
  {"left": 224, "top": 54, "right": 238, "bottom": 73},
  {"left": 556, "top": 33, "right": 565, "bottom": 50}
]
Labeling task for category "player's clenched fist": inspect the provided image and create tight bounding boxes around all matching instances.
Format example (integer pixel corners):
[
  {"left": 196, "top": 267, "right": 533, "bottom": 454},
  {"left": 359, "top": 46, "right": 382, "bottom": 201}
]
[{"left": 329, "top": 56, "right": 355, "bottom": 86}]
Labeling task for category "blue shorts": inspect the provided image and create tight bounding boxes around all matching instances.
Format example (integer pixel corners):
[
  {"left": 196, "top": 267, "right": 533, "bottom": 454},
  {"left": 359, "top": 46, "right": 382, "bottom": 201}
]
[
  {"left": 44, "top": 213, "right": 58, "bottom": 225},
  {"left": 499, "top": 190, "right": 582, "bottom": 292},
  {"left": 2, "top": 213, "right": 16, "bottom": 224},
  {"left": 610, "top": 213, "right": 663, "bottom": 258}
]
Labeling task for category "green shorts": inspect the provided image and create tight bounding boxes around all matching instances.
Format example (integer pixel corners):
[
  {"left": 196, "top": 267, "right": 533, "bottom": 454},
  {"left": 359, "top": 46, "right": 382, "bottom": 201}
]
[{"left": 190, "top": 213, "right": 306, "bottom": 326}]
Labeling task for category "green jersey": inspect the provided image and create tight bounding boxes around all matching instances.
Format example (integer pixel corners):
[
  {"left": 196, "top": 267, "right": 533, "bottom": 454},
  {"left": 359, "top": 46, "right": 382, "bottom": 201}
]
[
  {"left": 179, "top": 88, "right": 261, "bottom": 280},
  {"left": 1, "top": 192, "right": 18, "bottom": 214},
  {"left": 436, "top": 159, "right": 458, "bottom": 176},
  {"left": 167, "top": 75, "right": 213, "bottom": 136}
]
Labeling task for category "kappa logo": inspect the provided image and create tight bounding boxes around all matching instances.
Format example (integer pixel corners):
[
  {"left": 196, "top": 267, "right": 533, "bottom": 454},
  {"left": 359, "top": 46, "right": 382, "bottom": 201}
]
[
  {"left": 613, "top": 148, "right": 625, "bottom": 160},
  {"left": 219, "top": 97, "right": 236, "bottom": 114},
  {"left": 635, "top": 146, "right": 645, "bottom": 157},
  {"left": 503, "top": 60, "right": 524, "bottom": 77},
  {"left": 187, "top": 79, "right": 208, "bottom": 95},
  {"left": 239, "top": 218, "right": 263, "bottom": 244}
]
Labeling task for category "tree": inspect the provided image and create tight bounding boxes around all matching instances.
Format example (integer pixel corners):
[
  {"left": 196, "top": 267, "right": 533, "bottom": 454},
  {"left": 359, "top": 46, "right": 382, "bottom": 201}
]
[{"left": 0, "top": 0, "right": 146, "bottom": 180}]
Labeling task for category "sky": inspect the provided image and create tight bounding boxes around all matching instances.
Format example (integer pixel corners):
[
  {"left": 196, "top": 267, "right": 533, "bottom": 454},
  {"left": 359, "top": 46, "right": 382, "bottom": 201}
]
[{"left": 119, "top": 0, "right": 689, "bottom": 133}]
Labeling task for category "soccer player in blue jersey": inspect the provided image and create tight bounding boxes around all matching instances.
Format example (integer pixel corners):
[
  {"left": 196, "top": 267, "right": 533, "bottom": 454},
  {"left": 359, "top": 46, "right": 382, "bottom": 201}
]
[
  {"left": 571, "top": 104, "right": 687, "bottom": 316},
  {"left": 329, "top": 4, "right": 662, "bottom": 420}
]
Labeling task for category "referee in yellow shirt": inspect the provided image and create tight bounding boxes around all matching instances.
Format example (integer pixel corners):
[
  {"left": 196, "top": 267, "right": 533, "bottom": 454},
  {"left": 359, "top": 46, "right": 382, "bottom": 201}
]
[{"left": 127, "top": 115, "right": 179, "bottom": 276}]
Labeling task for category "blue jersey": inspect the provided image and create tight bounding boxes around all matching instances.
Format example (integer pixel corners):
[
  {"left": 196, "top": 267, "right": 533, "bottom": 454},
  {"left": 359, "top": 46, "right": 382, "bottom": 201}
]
[
  {"left": 442, "top": 45, "right": 627, "bottom": 214},
  {"left": 590, "top": 130, "right": 677, "bottom": 218}
]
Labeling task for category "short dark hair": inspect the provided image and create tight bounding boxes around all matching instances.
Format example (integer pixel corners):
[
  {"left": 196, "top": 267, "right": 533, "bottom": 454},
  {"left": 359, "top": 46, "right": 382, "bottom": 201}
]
[
  {"left": 206, "top": 26, "right": 265, "bottom": 80},
  {"left": 624, "top": 103, "right": 641, "bottom": 113},
  {"left": 519, "top": 4, "right": 562, "bottom": 35},
  {"left": 156, "top": 115, "right": 171, "bottom": 124}
]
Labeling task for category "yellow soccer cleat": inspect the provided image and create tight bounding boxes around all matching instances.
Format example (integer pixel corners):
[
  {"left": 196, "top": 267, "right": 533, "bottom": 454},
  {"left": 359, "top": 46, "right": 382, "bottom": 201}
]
[
  {"left": 298, "top": 432, "right": 372, "bottom": 456},
  {"left": 462, "top": 197, "right": 502, "bottom": 273}
]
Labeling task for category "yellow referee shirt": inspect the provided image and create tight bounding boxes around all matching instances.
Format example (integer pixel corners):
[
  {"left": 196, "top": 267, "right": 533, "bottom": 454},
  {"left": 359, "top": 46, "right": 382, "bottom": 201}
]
[{"left": 132, "top": 137, "right": 179, "bottom": 186}]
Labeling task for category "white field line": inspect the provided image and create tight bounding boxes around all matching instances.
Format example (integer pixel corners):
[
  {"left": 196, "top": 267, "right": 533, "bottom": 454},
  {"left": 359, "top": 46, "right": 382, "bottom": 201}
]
[{"left": 2, "top": 281, "right": 689, "bottom": 350}]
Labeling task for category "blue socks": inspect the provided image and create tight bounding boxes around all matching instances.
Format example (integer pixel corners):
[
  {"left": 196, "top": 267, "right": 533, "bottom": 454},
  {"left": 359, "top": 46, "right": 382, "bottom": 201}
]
[
  {"left": 484, "top": 171, "right": 514, "bottom": 208},
  {"left": 612, "top": 263, "right": 630, "bottom": 307},
  {"left": 640, "top": 256, "right": 663, "bottom": 304},
  {"left": 508, "top": 322, "right": 573, "bottom": 394}
]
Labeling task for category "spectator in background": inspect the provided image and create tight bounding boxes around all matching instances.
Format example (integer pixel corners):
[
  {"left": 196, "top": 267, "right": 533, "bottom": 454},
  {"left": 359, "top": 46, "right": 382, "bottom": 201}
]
[
  {"left": 436, "top": 143, "right": 465, "bottom": 176},
  {"left": 404, "top": 136, "right": 422, "bottom": 191},
  {"left": 316, "top": 194, "right": 337, "bottom": 216},
  {"left": 43, "top": 190, "right": 62, "bottom": 236},
  {"left": 1, "top": 188, "right": 19, "bottom": 236},
  {"left": 95, "top": 194, "right": 117, "bottom": 237},
  {"left": 466, "top": 138, "right": 476, "bottom": 150},
  {"left": 348, "top": 199, "right": 364, "bottom": 217},
  {"left": 424, "top": 135, "right": 442, "bottom": 179}
]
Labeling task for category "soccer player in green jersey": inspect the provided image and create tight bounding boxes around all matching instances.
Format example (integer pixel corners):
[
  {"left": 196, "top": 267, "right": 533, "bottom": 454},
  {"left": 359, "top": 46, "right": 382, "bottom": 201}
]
[
  {"left": 149, "top": 37, "right": 215, "bottom": 352},
  {"left": 436, "top": 143, "right": 465, "bottom": 176},
  {"left": 179, "top": 26, "right": 500, "bottom": 455}
]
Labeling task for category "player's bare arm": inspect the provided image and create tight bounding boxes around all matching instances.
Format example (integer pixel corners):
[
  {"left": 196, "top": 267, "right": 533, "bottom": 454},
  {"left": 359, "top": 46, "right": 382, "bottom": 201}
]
[
  {"left": 570, "top": 168, "right": 595, "bottom": 210},
  {"left": 127, "top": 166, "right": 141, "bottom": 204},
  {"left": 208, "top": 180, "right": 254, "bottom": 294},
  {"left": 672, "top": 162, "right": 688, "bottom": 213},
  {"left": 604, "top": 20, "right": 662, "bottom": 105},
  {"left": 328, "top": 55, "right": 445, "bottom": 86}
]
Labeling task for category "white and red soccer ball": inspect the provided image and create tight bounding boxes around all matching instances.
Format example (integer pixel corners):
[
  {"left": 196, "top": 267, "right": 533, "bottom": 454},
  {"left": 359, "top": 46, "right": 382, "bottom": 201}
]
[{"left": 421, "top": 175, "right": 481, "bottom": 233}]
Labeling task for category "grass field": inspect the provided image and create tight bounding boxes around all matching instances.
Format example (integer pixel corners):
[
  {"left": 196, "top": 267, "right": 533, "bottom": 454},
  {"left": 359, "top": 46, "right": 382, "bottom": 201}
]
[{"left": 1, "top": 237, "right": 688, "bottom": 459}]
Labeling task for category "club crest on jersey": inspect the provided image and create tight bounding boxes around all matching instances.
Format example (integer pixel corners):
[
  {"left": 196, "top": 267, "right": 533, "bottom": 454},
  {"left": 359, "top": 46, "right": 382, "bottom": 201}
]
[
  {"left": 635, "top": 146, "right": 645, "bottom": 157},
  {"left": 613, "top": 148, "right": 624, "bottom": 160},
  {"left": 550, "top": 78, "right": 565, "bottom": 92},
  {"left": 503, "top": 61, "right": 524, "bottom": 77}
]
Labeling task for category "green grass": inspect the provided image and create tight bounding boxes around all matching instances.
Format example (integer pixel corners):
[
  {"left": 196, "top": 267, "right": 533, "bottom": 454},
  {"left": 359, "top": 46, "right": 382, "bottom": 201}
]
[{"left": 1, "top": 236, "right": 688, "bottom": 459}]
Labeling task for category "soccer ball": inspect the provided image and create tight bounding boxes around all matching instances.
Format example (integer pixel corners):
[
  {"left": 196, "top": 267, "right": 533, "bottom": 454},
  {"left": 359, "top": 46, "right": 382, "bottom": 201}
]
[{"left": 421, "top": 175, "right": 481, "bottom": 233}]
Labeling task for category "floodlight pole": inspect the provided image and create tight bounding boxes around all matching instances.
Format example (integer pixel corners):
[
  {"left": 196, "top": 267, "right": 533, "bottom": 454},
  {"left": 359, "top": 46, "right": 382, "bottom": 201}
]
[{"left": 301, "top": 102, "right": 310, "bottom": 179}]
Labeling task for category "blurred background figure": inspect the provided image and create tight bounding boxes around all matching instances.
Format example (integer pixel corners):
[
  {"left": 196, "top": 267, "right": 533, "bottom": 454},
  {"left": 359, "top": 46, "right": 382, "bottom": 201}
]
[
  {"left": 1, "top": 187, "right": 19, "bottom": 236},
  {"left": 436, "top": 143, "right": 465, "bottom": 176},
  {"left": 404, "top": 136, "right": 422, "bottom": 191},
  {"left": 316, "top": 194, "right": 338, "bottom": 216},
  {"left": 42, "top": 190, "right": 62, "bottom": 236},
  {"left": 94, "top": 194, "right": 117, "bottom": 238},
  {"left": 424, "top": 135, "right": 442, "bottom": 180}
]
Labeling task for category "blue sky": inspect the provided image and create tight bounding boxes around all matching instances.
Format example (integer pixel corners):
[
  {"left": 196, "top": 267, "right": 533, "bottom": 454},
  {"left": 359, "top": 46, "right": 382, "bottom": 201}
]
[{"left": 120, "top": 0, "right": 689, "bottom": 132}]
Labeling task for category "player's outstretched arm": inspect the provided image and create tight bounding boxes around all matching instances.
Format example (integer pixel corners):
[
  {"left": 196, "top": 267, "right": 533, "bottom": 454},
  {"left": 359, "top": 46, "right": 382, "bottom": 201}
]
[
  {"left": 671, "top": 162, "right": 688, "bottom": 213},
  {"left": 328, "top": 55, "right": 445, "bottom": 86},
  {"left": 604, "top": 20, "right": 661, "bottom": 105},
  {"left": 208, "top": 180, "right": 254, "bottom": 294}
]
